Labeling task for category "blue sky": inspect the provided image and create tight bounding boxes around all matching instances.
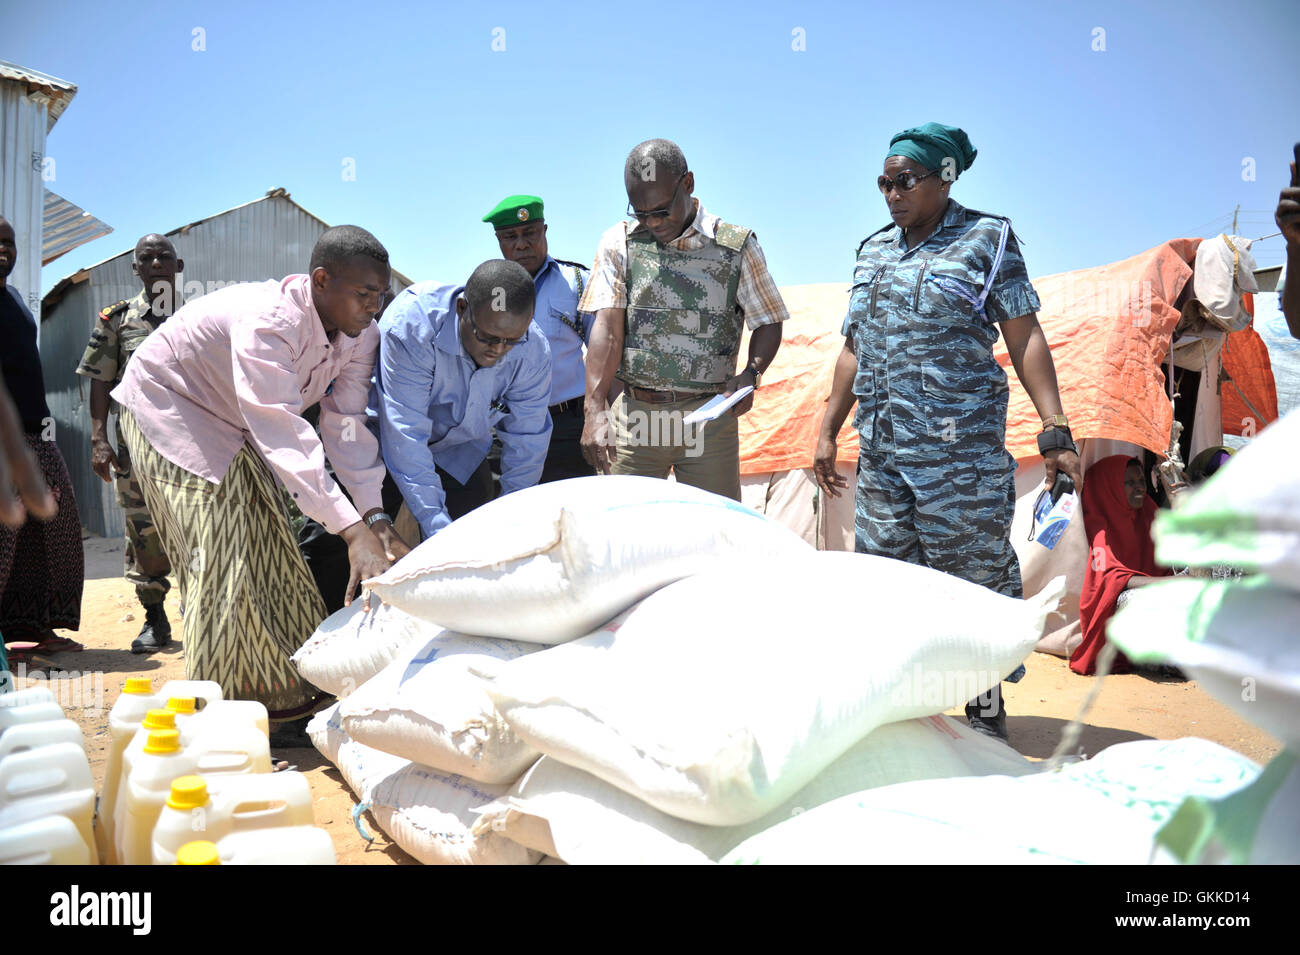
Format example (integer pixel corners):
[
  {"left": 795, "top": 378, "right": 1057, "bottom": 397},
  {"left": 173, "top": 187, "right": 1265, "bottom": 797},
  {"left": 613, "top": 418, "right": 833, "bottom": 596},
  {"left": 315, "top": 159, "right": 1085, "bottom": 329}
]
[{"left": 5, "top": 0, "right": 1298, "bottom": 296}]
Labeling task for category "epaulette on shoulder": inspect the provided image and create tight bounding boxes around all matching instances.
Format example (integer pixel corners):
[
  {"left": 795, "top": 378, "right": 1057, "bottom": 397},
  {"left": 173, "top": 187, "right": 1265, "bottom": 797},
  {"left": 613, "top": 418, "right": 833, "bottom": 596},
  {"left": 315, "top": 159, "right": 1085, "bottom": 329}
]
[
  {"left": 856, "top": 222, "right": 896, "bottom": 256},
  {"left": 961, "top": 207, "right": 1023, "bottom": 245},
  {"left": 98, "top": 300, "right": 130, "bottom": 322},
  {"left": 552, "top": 258, "right": 590, "bottom": 272},
  {"left": 713, "top": 221, "right": 752, "bottom": 253}
]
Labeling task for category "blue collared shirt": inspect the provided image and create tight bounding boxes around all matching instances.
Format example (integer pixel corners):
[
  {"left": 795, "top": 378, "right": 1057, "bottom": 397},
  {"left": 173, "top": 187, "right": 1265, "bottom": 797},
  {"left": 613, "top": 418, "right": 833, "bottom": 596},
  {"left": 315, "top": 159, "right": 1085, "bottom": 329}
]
[
  {"left": 370, "top": 282, "right": 553, "bottom": 538},
  {"left": 530, "top": 256, "right": 594, "bottom": 405}
]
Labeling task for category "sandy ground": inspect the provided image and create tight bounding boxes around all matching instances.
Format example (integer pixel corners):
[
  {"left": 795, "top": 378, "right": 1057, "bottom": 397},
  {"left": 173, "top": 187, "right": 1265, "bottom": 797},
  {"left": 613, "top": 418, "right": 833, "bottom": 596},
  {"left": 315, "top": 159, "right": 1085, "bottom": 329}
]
[{"left": 8, "top": 533, "right": 1282, "bottom": 865}]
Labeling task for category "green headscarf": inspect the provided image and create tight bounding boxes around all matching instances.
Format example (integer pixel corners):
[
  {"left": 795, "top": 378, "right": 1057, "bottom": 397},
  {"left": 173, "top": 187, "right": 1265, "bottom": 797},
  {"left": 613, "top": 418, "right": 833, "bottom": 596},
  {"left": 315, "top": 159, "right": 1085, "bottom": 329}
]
[{"left": 887, "top": 123, "right": 977, "bottom": 179}]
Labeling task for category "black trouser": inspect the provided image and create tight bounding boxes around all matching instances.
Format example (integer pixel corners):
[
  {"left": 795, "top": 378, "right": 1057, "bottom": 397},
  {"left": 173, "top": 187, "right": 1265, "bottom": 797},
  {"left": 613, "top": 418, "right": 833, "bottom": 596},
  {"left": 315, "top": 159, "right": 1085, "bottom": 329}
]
[
  {"left": 298, "top": 460, "right": 496, "bottom": 615},
  {"left": 540, "top": 399, "right": 596, "bottom": 484}
]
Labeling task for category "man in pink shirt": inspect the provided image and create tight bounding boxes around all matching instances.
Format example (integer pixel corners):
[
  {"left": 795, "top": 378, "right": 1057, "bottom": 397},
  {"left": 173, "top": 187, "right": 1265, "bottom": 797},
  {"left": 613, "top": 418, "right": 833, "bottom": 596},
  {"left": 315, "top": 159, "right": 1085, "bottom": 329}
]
[{"left": 113, "top": 225, "right": 410, "bottom": 745}]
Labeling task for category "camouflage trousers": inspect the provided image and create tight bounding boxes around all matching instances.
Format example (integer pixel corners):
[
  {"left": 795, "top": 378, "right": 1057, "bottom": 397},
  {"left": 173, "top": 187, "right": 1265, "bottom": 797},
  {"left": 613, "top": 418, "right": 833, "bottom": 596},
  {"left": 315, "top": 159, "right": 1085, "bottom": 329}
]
[
  {"left": 854, "top": 447, "right": 1023, "bottom": 599},
  {"left": 114, "top": 437, "right": 171, "bottom": 606}
]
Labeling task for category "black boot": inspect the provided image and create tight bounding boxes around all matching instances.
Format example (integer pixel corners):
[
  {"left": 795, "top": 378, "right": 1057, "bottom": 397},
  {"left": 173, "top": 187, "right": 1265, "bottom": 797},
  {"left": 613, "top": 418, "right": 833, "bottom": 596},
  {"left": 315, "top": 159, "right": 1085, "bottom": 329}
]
[
  {"left": 965, "top": 683, "right": 1008, "bottom": 742},
  {"left": 131, "top": 603, "right": 173, "bottom": 654}
]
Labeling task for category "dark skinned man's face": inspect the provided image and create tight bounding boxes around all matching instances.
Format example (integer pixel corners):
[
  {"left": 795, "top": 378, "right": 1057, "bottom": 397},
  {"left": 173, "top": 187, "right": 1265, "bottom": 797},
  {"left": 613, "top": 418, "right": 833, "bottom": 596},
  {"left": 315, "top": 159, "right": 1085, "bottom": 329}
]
[
  {"left": 455, "top": 296, "right": 531, "bottom": 368},
  {"left": 625, "top": 170, "right": 696, "bottom": 245},
  {"left": 494, "top": 221, "right": 548, "bottom": 277},
  {"left": 132, "top": 236, "right": 183, "bottom": 316},
  {"left": 881, "top": 156, "right": 949, "bottom": 233},
  {"left": 312, "top": 256, "right": 391, "bottom": 339},
  {"left": 0, "top": 220, "right": 16, "bottom": 283}
]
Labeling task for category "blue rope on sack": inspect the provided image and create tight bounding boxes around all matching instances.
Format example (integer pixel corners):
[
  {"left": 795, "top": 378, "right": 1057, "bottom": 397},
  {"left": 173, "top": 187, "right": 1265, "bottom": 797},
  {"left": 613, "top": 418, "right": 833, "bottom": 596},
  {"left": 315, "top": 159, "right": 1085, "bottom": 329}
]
[{"left": 352, "top": 801, "right": 375, "bottom": 843}]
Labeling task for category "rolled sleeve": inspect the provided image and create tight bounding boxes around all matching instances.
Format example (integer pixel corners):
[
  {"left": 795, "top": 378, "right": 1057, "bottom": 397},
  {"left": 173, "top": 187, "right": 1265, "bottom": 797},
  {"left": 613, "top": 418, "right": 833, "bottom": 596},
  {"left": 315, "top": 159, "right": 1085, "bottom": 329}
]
[
  {"left": 986, "top": 232, "right": 1042, "bottom": 324},
  {"left": 737, "top": 235, "right": 790, "bottom": 330},
  {"left": 497, "top": 334, "right": 553, "bottom": 495},
  {"left": 319, "top": 332, "right": 385, "bottom": 518},
  {"left": 76, "top": 320, "right": 119, "bottom": 382},
  {"left": 374, "top": 310, "right": 452, "bottom": 538},
  {"left": 578, "top": 224, "right": 628, "bottom": 313},
  {"left": 230, "top": 318, "right": 362, "bottom": 534}
]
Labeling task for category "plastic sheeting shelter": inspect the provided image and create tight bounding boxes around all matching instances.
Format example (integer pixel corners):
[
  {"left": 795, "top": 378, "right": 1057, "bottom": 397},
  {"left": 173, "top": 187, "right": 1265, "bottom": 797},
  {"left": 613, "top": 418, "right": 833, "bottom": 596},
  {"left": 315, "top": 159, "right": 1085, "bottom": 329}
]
[{"left": 736, "top": 239, "right": 1280, "bottom": 656}]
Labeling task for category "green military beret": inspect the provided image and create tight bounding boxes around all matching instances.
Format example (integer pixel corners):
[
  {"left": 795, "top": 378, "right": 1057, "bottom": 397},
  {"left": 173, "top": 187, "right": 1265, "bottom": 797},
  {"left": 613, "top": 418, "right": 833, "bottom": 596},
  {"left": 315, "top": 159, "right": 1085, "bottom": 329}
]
[{"left": 483, "top": 194, "right": 544, "bottom": 230}]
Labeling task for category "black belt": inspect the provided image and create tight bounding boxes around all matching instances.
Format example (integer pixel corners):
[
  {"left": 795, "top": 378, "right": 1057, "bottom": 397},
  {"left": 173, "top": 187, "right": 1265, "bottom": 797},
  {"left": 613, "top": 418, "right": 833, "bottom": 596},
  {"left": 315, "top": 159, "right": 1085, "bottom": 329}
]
[
  {"left": 626, "top": 386, "right": 718, "bottom": 404},
  {"left": 549, "top": 398, "right": 583, "bottom": 415}
]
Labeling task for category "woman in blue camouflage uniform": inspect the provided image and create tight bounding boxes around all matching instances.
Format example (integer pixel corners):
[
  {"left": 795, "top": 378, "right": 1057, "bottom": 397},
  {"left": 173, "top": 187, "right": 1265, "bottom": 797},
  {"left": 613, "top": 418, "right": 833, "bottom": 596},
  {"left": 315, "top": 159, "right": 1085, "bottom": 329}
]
[{"left": 814, "top": 124, "right": 1083, "bottom": 741}]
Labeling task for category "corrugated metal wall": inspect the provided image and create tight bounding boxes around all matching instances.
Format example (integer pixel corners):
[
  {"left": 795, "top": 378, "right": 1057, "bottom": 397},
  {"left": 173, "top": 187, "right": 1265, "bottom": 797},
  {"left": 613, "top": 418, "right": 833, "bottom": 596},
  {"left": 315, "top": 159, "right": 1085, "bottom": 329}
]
[
  {"left": 39, "top": 194, "right": 410, "bottom": 539},
  {"left": 1, "top": 82, "right": 49, "bottom": 326}
]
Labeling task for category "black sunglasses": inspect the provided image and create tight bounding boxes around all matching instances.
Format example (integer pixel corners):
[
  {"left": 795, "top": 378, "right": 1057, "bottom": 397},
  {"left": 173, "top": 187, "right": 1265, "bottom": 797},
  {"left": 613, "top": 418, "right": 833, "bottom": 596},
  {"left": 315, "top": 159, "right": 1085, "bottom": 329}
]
[
  {"left": 877, "top": 168, "right": 943, "bottom": 195},
  {"left": 627, "top": 172, "right": 687, "bottom": 221},
  {"left": 466, "top": 307, "right": 529, "bottom": 348}
]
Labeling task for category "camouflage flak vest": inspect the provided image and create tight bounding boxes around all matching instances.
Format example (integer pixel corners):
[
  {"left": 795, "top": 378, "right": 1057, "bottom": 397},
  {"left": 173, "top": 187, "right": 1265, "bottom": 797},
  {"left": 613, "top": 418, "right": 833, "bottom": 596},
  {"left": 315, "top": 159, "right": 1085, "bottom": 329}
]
[{"left": 619, "top": 221, "right": 750, "bottom": 391}]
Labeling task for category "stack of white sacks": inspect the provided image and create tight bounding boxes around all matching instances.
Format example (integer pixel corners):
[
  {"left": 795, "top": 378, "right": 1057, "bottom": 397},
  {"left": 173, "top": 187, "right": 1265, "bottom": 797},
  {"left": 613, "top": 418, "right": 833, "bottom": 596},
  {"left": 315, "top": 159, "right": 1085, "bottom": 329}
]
[
  {"left": 298, "top": 474, "right": 1123, "bottom": 865},
  {"left": 1107, "top": 407, "right": 1300, "bottom": 865}
]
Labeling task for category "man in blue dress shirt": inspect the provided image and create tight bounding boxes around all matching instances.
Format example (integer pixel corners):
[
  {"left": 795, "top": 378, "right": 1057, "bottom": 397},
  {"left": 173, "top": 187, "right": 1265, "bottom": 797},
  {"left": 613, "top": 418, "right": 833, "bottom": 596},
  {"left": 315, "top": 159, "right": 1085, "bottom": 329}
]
[
  {"left": 372, "top": 259, "right": 553, "bottom": 540},
  {"left": 483, "top": 194, "right": 596, "bottom": 482}
]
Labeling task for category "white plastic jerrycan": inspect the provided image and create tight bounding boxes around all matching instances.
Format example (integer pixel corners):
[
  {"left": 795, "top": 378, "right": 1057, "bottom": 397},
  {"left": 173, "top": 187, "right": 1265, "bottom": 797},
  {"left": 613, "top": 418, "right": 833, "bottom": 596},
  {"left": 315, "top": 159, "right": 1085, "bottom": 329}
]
[
  {"left": 101, "top": 678, "right": 163, "bottom": 864},
  {"left": 151, "top": 772, "right": 314, "bottom": 864},
  {"left": 118, "top": 721, "right": 272, "bottom": 866},
  {"left": 112, "top": 708, "right": 181, "bottom": 844},
  {"left": 0, "top": 814, "right": 93, "bottom": 865},
  {"left": 101, "top": 678, "right": 222, "bottom": 865},
  {"left": 0, "top": 718, "right": 85, "bottom": 761},
  {"left": 0, "top": 741, "right": 96, "bottom": 863},
  {"left": 173, "top": 698, "right": 270, "bottom": 745},
  {"left": 176, "top": 828, "right": 337, "bottom": 865},
  {"left": 1, "top": 686, "right": 56, "bottom": 708},
  {"left": 116, "top": 728, "right": 197, "bottom": 866},
  {"left": 0, "top": 688, "right": 64, "bottom": 736}
]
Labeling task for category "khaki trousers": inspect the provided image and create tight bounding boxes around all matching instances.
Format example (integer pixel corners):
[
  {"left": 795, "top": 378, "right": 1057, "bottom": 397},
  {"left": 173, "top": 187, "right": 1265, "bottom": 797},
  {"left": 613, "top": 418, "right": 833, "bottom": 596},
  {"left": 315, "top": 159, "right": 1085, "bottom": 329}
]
[{"left": 609, "top": 391, "right": 741, "bottom": 501}]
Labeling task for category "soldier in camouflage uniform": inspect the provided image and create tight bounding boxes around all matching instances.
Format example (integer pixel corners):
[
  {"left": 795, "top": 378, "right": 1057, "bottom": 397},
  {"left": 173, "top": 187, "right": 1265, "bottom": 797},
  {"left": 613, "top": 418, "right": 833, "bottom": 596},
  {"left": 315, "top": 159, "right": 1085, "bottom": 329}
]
[
  {"left": 77, "top": 234, "right": 183, "bottom": 653},
  {"left": 813, "top": 124, "right": 1082, "bottom": 741},
  {"left": 580, "top": 139, "right": 789, "bottom": 499}
]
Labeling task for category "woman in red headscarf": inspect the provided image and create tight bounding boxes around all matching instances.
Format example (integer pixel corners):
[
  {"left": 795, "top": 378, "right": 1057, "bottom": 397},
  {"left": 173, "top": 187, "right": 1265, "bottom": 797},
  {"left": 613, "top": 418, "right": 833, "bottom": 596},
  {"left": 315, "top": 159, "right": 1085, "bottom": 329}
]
[{"left": 1070, "top": 455, "right": 1168, "bottom": 676}]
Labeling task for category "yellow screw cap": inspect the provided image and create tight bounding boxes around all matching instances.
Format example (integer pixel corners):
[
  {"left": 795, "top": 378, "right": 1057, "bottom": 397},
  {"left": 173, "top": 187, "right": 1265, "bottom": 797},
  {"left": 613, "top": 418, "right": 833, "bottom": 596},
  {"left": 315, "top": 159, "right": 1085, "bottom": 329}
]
[
  {"left": 143, "top": 729, "right": 181, "bottom": 754},
  {"left": 166, "top": 697, "right": 197, "bottom": 715},
  {"left": 123, "top": 678, "right": 153, "bottom": 695},
  {"left": 141, "top": 709, "right": 177, "bottom": 731},
  {"left": 167, "top": 775, "right": 209, "bottom": 811},
  {"left": 176, "top": 841, "right": 221, "bottom": 865}
]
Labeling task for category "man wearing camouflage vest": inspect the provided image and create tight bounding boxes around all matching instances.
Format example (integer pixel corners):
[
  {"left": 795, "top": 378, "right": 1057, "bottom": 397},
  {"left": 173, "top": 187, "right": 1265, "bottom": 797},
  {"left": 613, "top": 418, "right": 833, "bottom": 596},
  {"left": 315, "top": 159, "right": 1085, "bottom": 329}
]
[
  {"left": 580, "top": 139, "right": 788, "bottom": 499},
  {"left": 76, "top": 234, "right": 182, "bottom": 654}
]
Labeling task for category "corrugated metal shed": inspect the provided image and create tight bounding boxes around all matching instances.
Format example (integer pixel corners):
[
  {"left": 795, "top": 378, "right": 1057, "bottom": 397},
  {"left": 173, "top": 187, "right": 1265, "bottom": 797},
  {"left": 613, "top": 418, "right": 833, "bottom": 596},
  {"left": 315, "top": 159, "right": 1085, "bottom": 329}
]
[
  {"left": 1, "top": 60, "right": 77, "bottom": 326},
  {"left": 39, "top": 188, "right": 413, "bottom": 539},
  {"left": 43, "top": 189, "right": 113, "bottom": 265},
  {"left": 0, "top": 60, "right": 77, "bottom": 130}
]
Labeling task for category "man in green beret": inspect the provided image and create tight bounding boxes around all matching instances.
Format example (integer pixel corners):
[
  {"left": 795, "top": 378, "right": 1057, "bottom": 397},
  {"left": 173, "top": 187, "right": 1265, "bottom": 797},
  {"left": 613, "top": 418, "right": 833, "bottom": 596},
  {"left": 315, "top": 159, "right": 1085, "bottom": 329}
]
[{"left": 483, "top": 195, "right": 595, "bottom": 482}]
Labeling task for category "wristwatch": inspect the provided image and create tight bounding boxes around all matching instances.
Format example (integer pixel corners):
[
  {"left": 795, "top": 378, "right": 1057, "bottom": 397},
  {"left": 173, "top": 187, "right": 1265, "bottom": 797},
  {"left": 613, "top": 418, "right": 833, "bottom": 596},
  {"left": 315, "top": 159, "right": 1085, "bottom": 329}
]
[
  {"left": 1041, "top": 414, "right": 1069, "bottom": 432},
  {"left": 744, "top": 360, "right": 763, "bottom": 389},
  {"left": 364, "top": 511, "right": 394, "bottom": 528}
]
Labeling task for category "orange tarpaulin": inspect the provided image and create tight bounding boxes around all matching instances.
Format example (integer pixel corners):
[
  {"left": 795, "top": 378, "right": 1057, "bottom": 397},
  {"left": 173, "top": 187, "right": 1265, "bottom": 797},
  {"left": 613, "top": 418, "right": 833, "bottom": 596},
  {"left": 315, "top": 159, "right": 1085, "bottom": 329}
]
[
  {"left": 996, "top": 238, "right": 1200, "bottom": 460},
  {"left": 1221, "top": 294, "right": 1279, "bottom": 436},
  {"left": 738, "top": 284, "right": 857, "bottom": 475},
  {"left": 739, "top": 240, "right": 1279, "bottom": 475}
]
